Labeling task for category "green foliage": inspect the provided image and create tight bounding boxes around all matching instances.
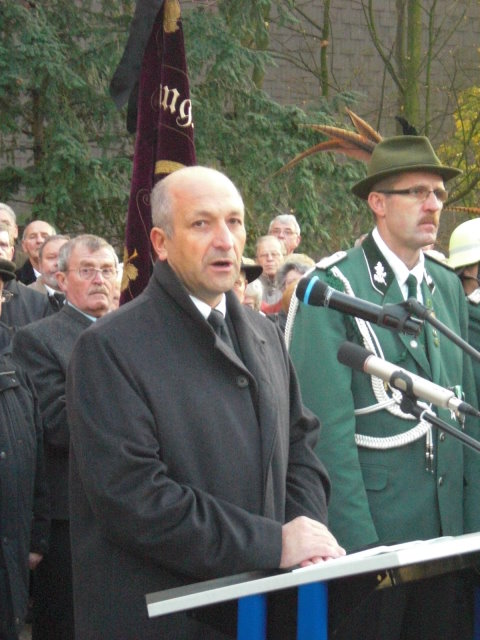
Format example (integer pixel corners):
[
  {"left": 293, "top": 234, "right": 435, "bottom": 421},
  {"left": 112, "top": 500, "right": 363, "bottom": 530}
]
[
  {"left": 184, "top": 6, "right": 368, "bottom": 259},
  {"left": 0, "top": 0, "right": 370, "bottom": 257},
  {"left": 0, "top": 0, "right": 133, "bottom": 246}
]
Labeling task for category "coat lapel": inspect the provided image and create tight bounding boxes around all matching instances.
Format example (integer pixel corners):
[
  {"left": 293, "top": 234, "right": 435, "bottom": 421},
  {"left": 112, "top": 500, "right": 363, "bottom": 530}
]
[
  {"left": 361, "top": 234, "right": 432, "bottom": 377},
  {"left": 227, "top": 293, "right": 279, "bottom": 495}
]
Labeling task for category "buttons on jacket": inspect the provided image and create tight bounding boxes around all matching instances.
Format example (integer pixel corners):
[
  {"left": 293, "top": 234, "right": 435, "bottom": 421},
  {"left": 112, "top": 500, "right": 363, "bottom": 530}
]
[{"left": 236, "top": 375, "right": 249, "bottom": 388}]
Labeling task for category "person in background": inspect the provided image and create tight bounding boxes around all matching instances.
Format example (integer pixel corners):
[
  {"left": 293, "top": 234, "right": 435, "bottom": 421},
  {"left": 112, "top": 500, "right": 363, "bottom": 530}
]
[
  {"left": 0, "top": 224, "right": 52, "bottom": 337},
  {"left": 12, "top": 235, "right": 117, "bottom": 640},
  {"left": 0, "top": 257, "right": 49, "bottom": 640},
  {"left": 66, "top": 165, "right": 343, "bottom": 640},
  {"left": 447, "top": 217, "right": 480, "bottom": 394},
  {"left": 232, "top": 258, "right": 262, "bottom": 304},
  {"left": 16, "top": 220, "right": 56, "bottom": 285},
  {"left": 269, "top": 254, "right": 315, "bottom": 333},
  {"left": 0, "top": 203, "right": 19, "bottom": 246},
  {"left": 268, "top": 213, "right": 301, "bottom": 255},
  {"left": 255, "top": 234, "right": 286, "bottom": 314},
  {"left": 243, "top": 278, "right": 264, "bottom": 311},
  {"left": 29, "top": 235, "right": 70, "bottom": 312},
  {"left": 288, "top": 136, "right": 479, "bottom": 639}
]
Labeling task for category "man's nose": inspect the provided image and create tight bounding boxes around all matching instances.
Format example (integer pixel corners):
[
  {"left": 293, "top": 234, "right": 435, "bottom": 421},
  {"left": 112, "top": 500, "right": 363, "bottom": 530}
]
[{"left": 214, "top": 222, "right": 234, "bottom": 247}]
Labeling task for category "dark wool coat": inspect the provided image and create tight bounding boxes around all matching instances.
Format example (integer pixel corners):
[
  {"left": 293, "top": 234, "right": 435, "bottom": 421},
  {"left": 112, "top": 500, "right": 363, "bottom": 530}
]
[
  {"left": 12, "top": 305, "right": 93, "bottom": 520},
  {"left": 3, "top": 279, "right": 52, "bottom": 333},
  {"left": 67, "top": 260, "right": 330, "bottom": 640},
  {"left": 0, "top": 349, "right": 49, "bottom": 632}
]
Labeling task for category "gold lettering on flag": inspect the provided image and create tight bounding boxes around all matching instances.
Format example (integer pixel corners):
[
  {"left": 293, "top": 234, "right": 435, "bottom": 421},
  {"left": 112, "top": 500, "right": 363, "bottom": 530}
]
[{"left": 164, "top": 0, "right": 181, "bottom": 34}]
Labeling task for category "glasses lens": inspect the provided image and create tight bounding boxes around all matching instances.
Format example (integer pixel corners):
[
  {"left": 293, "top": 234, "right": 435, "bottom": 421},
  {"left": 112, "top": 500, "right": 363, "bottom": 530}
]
[{"left": 412, "top": 186, "right": 448, "bottom": 203}]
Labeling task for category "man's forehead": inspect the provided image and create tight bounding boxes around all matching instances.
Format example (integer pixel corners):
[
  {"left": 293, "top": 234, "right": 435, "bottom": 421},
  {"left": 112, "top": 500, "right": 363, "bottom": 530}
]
[
  {"left": 71, "top": 247, "right": 116, "bottom": 264},
  {"left": 0, "top": 213, "right": 13, "bottom": 225},
  {"left": 25, "top": 222, "right": 52, "bottom": 236},
  {"left": 43, "top": 239, "right": 67, "bottom": 254}
]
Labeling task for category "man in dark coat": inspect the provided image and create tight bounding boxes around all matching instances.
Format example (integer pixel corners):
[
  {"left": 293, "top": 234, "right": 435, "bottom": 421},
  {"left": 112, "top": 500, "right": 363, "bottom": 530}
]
[
  {"left": 12, "top": 235, "right": 117, "bottom": 640},
  {"left": 66, "top": 166, "right": 344, "bottom": 640},
  {"left": 0, "top": 225, "right": 52, "bottom": 337},
  {"left": 15, "top": 220, "right": 56, "bottom": 285},
  {"left": 0, "top": 258, "right": 49, "bottom": 640}
]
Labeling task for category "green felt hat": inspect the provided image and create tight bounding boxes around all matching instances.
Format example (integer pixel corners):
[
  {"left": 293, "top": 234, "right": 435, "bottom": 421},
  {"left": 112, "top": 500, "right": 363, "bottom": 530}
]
[{"left": 352, "top": 136, "right": 462, "bottom": 200}]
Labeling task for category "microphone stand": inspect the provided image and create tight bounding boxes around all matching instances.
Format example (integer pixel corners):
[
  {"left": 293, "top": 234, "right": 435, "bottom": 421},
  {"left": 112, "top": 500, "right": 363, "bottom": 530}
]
[
  {"left": 405, "top": 298, "right": 480, "bottom": 362},
  {"left": 399, "top": 386, "right": 480, "bottom": 455}
]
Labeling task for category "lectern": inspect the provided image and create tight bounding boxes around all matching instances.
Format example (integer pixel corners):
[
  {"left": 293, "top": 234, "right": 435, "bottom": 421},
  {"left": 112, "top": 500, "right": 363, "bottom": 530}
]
[{"left": 147, "top": 533, "right": 480, "bottom": 639}]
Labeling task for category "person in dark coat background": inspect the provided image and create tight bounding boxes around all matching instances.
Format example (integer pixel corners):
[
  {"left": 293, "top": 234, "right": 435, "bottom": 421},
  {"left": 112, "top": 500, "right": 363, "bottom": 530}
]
[
  {"left": 66, "top": 166, "right": 344, "bottom": 640},
  {"left": 12, "top": 235, "right": 118, "bottom": 640},
  {"left": 0, "top": 224, "right": 52, "bottom": 338},
  {"left": 0, "top": 258, "right": 49, "bottom": 639}
]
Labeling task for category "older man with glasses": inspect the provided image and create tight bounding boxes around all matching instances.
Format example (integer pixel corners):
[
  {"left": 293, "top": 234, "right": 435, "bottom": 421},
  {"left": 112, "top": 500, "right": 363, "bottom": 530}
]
[
  {"left": 12, "top": 234, "right": 117, "bottom": 640},
  {"left": 288, "top": 136, "right": 479, "bottom": 639},
  {"left": 268, "top": 213, "right": 301, "bottom": 255}
]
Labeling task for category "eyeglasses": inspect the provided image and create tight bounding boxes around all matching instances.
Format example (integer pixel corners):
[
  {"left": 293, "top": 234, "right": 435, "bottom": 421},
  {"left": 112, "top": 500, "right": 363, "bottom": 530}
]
[
  {"left": 270, "top": 228, "right": 297, "bottom": 237},
  {"left": 257, "top": 252, "right": 283, "bottom": 260},
  {"left": 376, "top": 186, "right": 449, "bottom": 203},
  {"left": 67, "top": 267, "right": 117, "bottom": 280},
  {"left": 0, "top": 290, "right": 13, "bottom": 303}
]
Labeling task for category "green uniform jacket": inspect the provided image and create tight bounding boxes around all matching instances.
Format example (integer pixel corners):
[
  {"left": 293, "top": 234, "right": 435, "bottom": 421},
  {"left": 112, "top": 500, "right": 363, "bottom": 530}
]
[
  {"left": 467, "top": 292, "right": 480, "bottom": 397},
  {"left": 289, "top": 233, "right": 480, "bottom": 552}
]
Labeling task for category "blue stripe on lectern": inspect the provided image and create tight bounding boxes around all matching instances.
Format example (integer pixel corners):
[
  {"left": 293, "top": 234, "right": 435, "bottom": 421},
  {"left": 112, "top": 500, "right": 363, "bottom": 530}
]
[
  {"left": 297, "top": 582, "right": 327, "bottom": 639},
  {"left": 237, "top": 594, "right": 267, "bottom": 639}
]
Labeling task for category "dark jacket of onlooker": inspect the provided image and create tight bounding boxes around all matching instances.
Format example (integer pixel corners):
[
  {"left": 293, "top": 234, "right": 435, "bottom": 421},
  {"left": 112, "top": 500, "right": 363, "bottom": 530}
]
[{"left": 0, "top": 347, "right": 49, "bottom": 634}]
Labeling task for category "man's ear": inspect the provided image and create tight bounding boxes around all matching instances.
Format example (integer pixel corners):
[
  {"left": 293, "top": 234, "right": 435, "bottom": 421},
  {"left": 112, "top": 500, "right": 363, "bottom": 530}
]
[
  {"left": 150, "top": 227, "right": 168, "bottom": 261},
  {"left": 368, "top": 192, "right": 385, "bottom": 220},
  {"left": 56, "top": 271, "right": 67, "bottom": 293}
]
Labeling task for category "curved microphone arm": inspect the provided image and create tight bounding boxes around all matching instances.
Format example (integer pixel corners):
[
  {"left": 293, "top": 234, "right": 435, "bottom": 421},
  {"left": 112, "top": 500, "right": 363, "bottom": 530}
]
[{"left": 405, "top": 298, "right": 480, "bottom": 363}]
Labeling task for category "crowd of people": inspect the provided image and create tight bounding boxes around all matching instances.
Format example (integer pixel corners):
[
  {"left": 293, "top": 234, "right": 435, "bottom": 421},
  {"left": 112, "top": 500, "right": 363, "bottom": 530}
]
[{"left": 1, "top": 134, "right": 480, "bottom": 640}]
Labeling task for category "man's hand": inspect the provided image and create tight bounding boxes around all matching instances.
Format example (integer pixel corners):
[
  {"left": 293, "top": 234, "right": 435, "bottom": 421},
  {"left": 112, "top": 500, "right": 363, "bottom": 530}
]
[
  {"left": 280, "top": 516, "right": 345, "bottom": 569},
  {"left": 29, "top": 552, "right": 43, "bottom": 571}
]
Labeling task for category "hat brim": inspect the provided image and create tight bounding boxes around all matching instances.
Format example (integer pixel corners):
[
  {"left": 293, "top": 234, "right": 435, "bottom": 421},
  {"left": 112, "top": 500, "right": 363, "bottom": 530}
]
[
  {"left": 241, "top": 264, "right": 262, "bottom": 283},
  {"left": 352, "top": 164, "right": 462, "bottom": 200},
  {"left": 0, "top": 259, "right": 16, "bottom": 282}
]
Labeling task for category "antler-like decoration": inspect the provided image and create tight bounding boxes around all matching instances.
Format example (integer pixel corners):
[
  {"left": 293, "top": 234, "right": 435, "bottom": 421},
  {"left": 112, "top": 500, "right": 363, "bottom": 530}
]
[{"left": 274, "top": 108, "right": 381, "bottom": 176}]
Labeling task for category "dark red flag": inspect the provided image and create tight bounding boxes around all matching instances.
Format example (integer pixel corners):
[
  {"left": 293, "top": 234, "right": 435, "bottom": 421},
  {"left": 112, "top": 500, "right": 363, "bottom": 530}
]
[{"left": 115, "top": 0, "right": 196, "bottom": 303}]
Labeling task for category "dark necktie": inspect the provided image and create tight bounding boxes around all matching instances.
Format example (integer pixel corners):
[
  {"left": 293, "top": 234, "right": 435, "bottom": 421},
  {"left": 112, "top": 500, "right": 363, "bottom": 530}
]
[
  {"left": 406, "top": 274, "right": 429, "bottom": 355},
  {"left": 49, "top": 292, "right": 65, "bottom": 311},
  {"left": 406, "top": 274, "right": 418, "bottom": 301},
  {"left": 207, "top": 309, "right": 236, "bottom": 352}
]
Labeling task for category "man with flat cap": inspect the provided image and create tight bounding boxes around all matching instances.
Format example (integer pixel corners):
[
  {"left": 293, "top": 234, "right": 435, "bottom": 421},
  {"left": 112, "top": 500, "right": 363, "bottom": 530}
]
[{"left": 288, "top": 136, "right": 480, "bottom": 639}]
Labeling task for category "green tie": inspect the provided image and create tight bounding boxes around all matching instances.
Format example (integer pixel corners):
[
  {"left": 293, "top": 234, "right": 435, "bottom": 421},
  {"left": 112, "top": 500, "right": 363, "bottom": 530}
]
[
  {"left": 406, "top": 274, "right": 418, "bottom": 300},
  {"left": 406, "top": 274, "right": 429, "bottom": 355}
]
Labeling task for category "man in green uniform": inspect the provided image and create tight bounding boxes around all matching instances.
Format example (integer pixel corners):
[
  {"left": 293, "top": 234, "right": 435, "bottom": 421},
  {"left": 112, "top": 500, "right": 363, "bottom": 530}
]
[
  {"left": 288, "top": 136, "right": 480, "bottom": 639},
  {"left": 448, "top": 218, "right": 480, "bottom": 395}
]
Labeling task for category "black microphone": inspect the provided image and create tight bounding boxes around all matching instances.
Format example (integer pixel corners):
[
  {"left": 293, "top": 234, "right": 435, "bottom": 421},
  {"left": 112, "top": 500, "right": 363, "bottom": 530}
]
[
  {"left": 337, "top": 341, "right": 480, "bottom": 418},
  {"left": 296, "top": 276, "right": 422, "bottom": 336}
]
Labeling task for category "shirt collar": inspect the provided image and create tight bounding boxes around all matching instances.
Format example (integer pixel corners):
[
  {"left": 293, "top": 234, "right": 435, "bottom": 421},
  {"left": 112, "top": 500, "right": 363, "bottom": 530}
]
[
  {"left": 66, "top": 301, "right": 97, "bottom": 322},
  {"left": 190, "top": 293, "right": 227, "bottom": 320},
  {"left": 372, "top": 227, "right": 425, "bottom": 289}
]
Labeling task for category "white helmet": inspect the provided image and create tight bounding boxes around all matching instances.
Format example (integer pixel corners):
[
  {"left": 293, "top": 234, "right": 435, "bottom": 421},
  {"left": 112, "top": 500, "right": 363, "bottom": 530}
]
[{"left": 447, "top": 218, "right": 480, "bottom": 270}]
